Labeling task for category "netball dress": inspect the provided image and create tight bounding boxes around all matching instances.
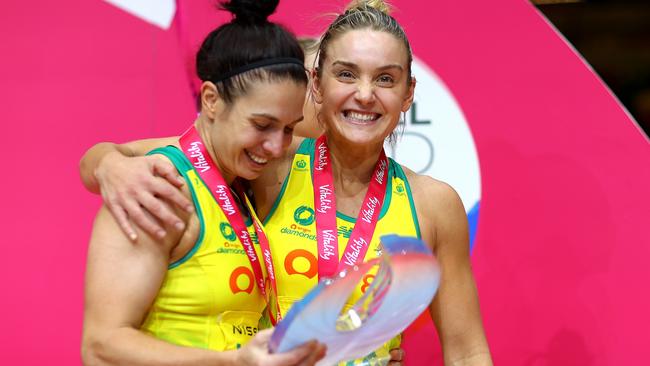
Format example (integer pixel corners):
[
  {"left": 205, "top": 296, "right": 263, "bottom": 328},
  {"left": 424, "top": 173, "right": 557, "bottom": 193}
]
[
  {"left": 140, "top": 146, "right": 266, "bottom": 351},
  {"left": 264, "top": 138, "right": 422, "bottom": 364}
]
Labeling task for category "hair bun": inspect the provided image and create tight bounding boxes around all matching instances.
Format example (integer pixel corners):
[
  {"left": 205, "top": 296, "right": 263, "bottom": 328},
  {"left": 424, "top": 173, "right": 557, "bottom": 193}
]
[
  {"left": 220, "top": 0, "right": 279, "bottom": 25},
  {"left": 346, "top": 0, "right": 392, "bottom": 14}
]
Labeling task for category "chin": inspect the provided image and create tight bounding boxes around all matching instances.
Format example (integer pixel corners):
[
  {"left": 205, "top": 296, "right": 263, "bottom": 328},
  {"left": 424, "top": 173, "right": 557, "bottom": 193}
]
[
  {"left": 337, "top": 128, "right": 387, "bottom": 146},
  {"left": 238, "top": 153, "right": 269, "bottom": 180},
  {"left": 239, "top": 169, "right": 261, "bottom": 181},
  {"left": 332, "top": 121, "right": 393, "bottom": 144}
]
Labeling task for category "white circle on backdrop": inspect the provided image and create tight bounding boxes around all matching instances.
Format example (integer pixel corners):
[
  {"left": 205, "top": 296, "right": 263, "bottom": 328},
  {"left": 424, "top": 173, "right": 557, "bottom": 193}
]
[{"left": 386, "top": 57, "right": 482, "bottom": 218}]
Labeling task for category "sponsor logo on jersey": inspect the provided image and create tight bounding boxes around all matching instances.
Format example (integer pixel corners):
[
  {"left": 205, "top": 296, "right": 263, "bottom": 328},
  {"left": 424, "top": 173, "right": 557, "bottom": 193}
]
[
  {"left": 229, "top": 266, "right": 255, "bottom": 294},
  {"left": 284, "top": 249, "right": 318, "bottom": 279},
  {"left": 395, "top": 182, "right": 406, "bottom": 196},
  {"left": 220, "top": 222, "right": 237, "bottom": 242},
  {"left": 280, "top": 206, "right": 317, "bottom": 241},
  {"left": 294, "top": 206, "right": 315, "bottom": 226},
  {"left": 295, "top": 159, "right": 308, "bottom": 171},
  {"left": 338, "top": 226, "right": 352, "bottom": 238},
  {"left": 232, "top": 324, "right": 258, "bottom": 336}
]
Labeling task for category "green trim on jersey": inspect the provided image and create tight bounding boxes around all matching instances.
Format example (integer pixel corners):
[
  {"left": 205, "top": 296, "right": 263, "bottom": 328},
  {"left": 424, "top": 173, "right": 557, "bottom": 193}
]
[
  {"left": 280, "top": 138, "right": 400, "bottom": 223},
  {"left": 147, "top": 146, "right": 206, "bottom": 269},
  {"left": 393, "top": 163, "right": 422, "bottom": 239}
]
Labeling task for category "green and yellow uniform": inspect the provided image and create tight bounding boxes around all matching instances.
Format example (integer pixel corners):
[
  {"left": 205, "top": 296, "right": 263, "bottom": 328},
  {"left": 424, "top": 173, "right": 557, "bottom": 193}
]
[
  {"left": 141, "top": 146, "right": 266, "bottom": 351},
  {"left": 264, "top": 138, "right": 422, "bottom": 365}
]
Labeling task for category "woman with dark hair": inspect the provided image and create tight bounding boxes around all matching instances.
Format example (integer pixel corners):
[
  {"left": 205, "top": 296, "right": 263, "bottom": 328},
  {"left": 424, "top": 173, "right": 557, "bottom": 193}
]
[{"left": 80, "top": 1, "right": 325, "bottom": 365}]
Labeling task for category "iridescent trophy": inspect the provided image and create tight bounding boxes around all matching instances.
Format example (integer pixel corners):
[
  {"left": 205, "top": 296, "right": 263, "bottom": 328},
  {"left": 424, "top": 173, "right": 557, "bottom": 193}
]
[{"left": 270, "top": 235, "right": 440, "bottom": 365}]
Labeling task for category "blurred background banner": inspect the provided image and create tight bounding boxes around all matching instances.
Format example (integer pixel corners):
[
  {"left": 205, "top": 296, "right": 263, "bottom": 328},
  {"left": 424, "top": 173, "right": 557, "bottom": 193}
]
[
  {"left": 1, "top": 0, "right": 648, "bottom": 364},
  {"left": 102, "top": 0, "right": 176, "bottom": 29}
]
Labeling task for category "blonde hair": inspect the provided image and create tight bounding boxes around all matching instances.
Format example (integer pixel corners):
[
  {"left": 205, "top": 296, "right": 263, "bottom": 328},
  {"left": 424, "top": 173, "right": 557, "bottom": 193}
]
[
  {"left": 297, "top": 36, "right": 319, "bottom": 55},
  {"left": 345, "top": 0, "right": 391, "bottom": 13},
  {"left": 316, "top": 0, "right": 412, "bottom": 83}
]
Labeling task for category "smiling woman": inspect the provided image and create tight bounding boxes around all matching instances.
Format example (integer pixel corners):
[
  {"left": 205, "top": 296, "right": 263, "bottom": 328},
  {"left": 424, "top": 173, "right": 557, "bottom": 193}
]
[
  {"left": 202, "top": 79, "right": 306, "bottom": 181},
  {"left": 251, "top": 1, "right": 493, "bottom": 365},
  {"left": 312, "top": 28, "right": 413, "bottom": 150}
]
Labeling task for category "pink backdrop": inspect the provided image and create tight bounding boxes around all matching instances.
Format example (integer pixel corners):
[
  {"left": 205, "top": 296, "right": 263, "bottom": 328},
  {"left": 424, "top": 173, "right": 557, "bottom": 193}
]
[{"left": 1, "top": 0, "right": 648, "bottom": 364}]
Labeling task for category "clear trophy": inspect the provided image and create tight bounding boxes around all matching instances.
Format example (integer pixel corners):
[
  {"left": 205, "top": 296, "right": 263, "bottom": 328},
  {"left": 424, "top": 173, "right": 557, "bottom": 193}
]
[{"left": 270, "top": 235, "right": 441, "bottom": 366}]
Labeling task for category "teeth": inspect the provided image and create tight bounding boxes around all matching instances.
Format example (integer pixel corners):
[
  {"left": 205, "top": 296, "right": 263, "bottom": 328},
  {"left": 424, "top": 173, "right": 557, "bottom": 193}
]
[
  {"left": 246, "top": 151, "right": 268, "bottom": 164},
  {"left": 345, "top": 111, "right": 378, "bottom": 122}
]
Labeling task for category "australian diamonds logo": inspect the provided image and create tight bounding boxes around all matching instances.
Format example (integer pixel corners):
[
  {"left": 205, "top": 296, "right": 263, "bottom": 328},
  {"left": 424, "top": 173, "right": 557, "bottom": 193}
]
[
  {"left": 217, "top": 222, "right": 246, "bottom": 255},
  {"left": 219, "top": 222, "right": 258, "bottom": 245},
  {"left": 280, "top": 206, "right": 316, "bottom": 241}
]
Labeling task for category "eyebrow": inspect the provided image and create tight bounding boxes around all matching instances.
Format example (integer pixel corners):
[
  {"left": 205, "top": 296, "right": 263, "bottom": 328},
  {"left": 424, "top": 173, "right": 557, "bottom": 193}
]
[
  {"left": 251, "top": 113, "right": 304, "bottom": 124},
  {"left": 331, "top": 60, "right": 404, "bottom": 72}
]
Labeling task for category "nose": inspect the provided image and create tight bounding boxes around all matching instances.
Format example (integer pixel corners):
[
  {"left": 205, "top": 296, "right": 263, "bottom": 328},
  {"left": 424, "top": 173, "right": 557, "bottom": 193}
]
[
  {"left": 262, "top": 130, "right": 286, "bottom": 158},
  {"left": 355, "top": 80, "right": 375, "bottom": 105}
]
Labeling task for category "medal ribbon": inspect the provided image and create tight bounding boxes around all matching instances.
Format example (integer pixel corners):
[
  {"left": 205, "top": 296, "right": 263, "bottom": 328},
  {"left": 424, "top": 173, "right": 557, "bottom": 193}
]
[
  {"left": 312, "top": 135, "right": 389, "bottom": 279},
  {"left": 179, "top": 125, "right": 280, "bottom": 324},
  {"left": 235, "top": 182, "right": 282, "bottom": 324}
]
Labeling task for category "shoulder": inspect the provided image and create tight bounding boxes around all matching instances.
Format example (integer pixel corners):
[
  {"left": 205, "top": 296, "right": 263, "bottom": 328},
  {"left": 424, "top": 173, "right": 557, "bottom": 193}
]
[
  {"left": 402, "top": 165, "right": 464, "bottom": 216},
  {"left": 91, "top": 204, "right": 186, "bottom": 262},
  {"left": 401, "top": 165, "right": 468, "bottom": 252},
  {"left": 123, "top": 149, "right": 199, "bottom": 259}
]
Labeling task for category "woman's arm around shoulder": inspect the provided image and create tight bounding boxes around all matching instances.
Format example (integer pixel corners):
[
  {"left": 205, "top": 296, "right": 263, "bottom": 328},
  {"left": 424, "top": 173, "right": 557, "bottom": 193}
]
[
  {"left": 79, "top": 137, "right": 180, "bottom": 193},
  {"left": 404, "top": 168, "right": 493, "bottom": 366},
  {"left": 79, "top": 136, "right": 193, "bottom": 241}
]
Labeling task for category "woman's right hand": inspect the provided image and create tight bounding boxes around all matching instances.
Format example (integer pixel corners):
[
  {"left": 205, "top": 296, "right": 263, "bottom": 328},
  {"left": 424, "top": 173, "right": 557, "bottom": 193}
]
[
  {"left": 237, "top": 329, "right": 326, "bottom": 366},
  {"left": 95, "top": 151, "right": 193, "bottom": 241}
]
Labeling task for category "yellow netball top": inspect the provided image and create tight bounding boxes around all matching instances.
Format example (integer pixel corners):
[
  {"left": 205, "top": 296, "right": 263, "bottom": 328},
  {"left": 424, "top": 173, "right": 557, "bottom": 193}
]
[
  {"left": 140, "top": 146, "right": 266, "bottom": 351},
  {"left": 263, "top": 138, "right": 422, "bottom": 364}
]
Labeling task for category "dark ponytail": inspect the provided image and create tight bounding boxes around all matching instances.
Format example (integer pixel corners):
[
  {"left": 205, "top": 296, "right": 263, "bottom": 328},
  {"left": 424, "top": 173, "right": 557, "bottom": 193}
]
[{"left": 196, "top": 0, "right": 306, "bottom": 106}]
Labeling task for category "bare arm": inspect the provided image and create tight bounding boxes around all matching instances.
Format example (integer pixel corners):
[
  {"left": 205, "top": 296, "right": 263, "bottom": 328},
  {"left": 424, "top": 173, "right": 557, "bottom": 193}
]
[
  {"left": 81, "top": 205, "right": 223, "bottom": 365},
  {"left": 79, "top": 137, "right": 192, "bottom": 240},
  {"left": 82, "top": 206, "right": 325, "bottom": 366},
  {"left": 80, "top": 137, "right": 180, "bottom": 193},
  {"left": 411, "top": 175, "right": 492, "bottom": 366}
]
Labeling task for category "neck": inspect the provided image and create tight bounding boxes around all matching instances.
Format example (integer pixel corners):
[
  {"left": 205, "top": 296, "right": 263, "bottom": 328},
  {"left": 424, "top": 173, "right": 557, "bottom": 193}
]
[
  {"left": 325, "top": 133, "right": 384, "bottom": 196},
  {"left": 194, "top": 115, "right": 236, "bottom": 185}
]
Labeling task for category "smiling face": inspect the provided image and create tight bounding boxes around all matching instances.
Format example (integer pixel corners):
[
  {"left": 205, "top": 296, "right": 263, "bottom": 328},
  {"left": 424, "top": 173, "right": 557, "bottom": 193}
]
[
  {"left": 313, "top": 29, "right": 414, "bottom": 147},
  {"left": 206, "top": 78, "right": 306, "bottom": 181}
]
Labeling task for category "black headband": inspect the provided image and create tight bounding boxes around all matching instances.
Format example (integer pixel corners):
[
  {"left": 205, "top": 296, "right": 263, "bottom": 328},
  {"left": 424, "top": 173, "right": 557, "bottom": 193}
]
[{"left": 211, "top": 57, "right": 305, "bottom": 82}]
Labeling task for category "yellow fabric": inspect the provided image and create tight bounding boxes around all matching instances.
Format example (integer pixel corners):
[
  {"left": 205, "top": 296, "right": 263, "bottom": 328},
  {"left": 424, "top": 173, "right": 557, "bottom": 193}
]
[
  {"left": 264, "top": 139, "right": 420, "bottom": 364},
  {"left": 141, "top": 146, "right": 266, "bottom": 351}
]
